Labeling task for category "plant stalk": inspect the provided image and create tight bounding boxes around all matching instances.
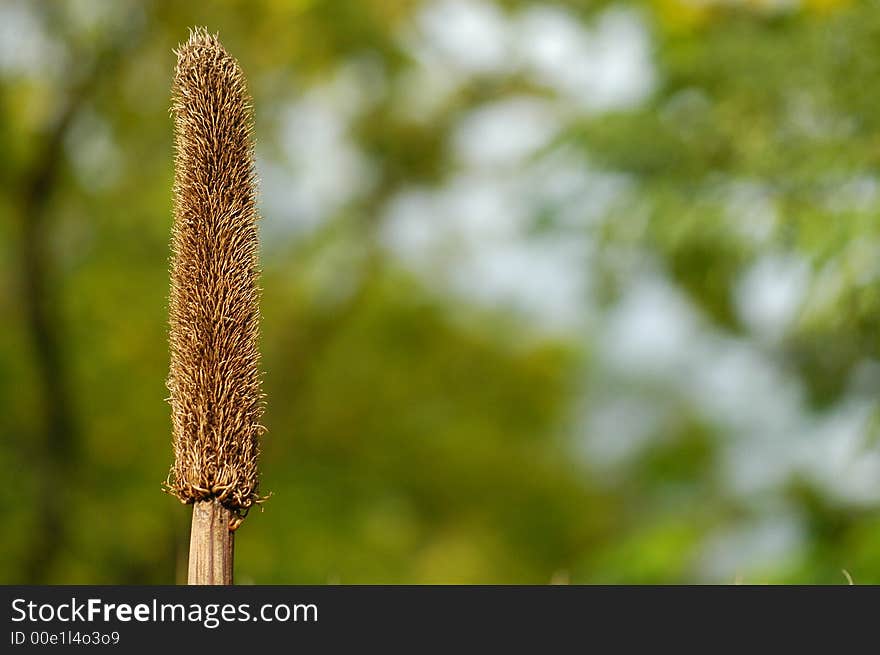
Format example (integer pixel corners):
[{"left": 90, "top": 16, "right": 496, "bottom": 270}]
[{"left": 187, "top": 500, "right": 234, "bottom": 585}]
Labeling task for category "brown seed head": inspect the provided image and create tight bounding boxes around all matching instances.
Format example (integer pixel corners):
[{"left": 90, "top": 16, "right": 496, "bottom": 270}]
[{"left": 166, "top": 27, "right": 265, "bottom": 513}]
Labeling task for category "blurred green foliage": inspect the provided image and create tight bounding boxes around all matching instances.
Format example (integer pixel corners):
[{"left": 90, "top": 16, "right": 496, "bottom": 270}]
[{"left": 2, "top": 0, "right": 880, "bottom": 584}]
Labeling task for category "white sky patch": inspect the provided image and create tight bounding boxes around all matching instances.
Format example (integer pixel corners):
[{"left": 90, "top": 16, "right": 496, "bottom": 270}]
[
  {"left": 447, "top": 235, "right": 589, "bottom": 329},
  {"left": 697, "top": 512, "right": 805, "bottom": 582},
  {"left": 453, "top": 97, "right": 560, "bottom": 170},
  {"left": 381, "top": 148, "right": 623, "bottom": 330},
  {"left": 382, "top": 190, "right": 594, "bottom": 330},
  {"left": 796, "top": 399, "right": 880, "bottom": 506},
  {"left": 260, "top": 83, "right": 376, "bottom": 239},
  {"left": 689, "top": 338, "right": 880, "bottom": 505},
  {"left": 599, "top": 275, "right": 703, "bottom": 378},
  {"left": 733, "top": 253, "right": 810, "bottom": 341},
  {"left": 381, "top": 173, "right": 525, "bottom": 276},
  {"left": 64, "top": 110, "right": 124, "bottom": 193},
  {"left": 397, "top": 2, "right": 656, "bottom": 119},
  {"left": 382, "top": 173, "right": 527, "bottom": 266},
  {"left": 394, "top": 0, "right": 511, "bottom": 120},
  {"left": 583, "top": 268, "right": 880, "bottom": 506},
  {"left": 444, "top": 172, "right": 526, "bottom": 243},
  {"left": 580, "top": 395, "right": 670, "bottom": 468},
  {"left": 526, "top": 148, "right": 632, "bottom": 228},
  {"left": 408, "top": 0, "right": 512, "bottom": 76},
  {"left": 380, "top": 188, "right": 438, "bottom": 258},
  {"left": 515, "top": 5, "right": 655, "bottom": 112},
  {"left": 0, "top": 1, "right": 64, "bottom": 78},
  {"left": 385, "top": 147, "right": 627, "bottom": 253},
  {"left": 705, "top": 355, "right": 809, "bottom": 497},
  {"left": 307, "top": 56, "right": 387, "bottom": 122},
  {"left": 684, "top": 334, "right": 803, "bottom": 436}
]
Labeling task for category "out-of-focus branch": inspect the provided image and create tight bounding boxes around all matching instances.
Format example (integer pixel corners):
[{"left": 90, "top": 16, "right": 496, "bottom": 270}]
[
  {"left": 18, "top": 60, "right": 94, "bottom": 584},
  {"left": 17, "top": 14, "right": 145, "bottom": 582}
]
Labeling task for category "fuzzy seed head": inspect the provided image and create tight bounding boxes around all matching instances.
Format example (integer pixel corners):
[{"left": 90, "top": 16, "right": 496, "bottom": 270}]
[{"left": 166, "top": 27, "right": 265, "bottom": 513}]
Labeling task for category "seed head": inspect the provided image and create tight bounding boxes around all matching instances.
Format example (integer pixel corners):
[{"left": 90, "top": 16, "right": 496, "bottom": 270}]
[{"left": 166, "top": 27, "right": 264, "bottom": 513}]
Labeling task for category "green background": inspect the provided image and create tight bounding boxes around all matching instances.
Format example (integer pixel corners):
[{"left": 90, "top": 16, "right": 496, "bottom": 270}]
[{"left": 2, "top": 0, "right": 878, "bottom": 584}]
